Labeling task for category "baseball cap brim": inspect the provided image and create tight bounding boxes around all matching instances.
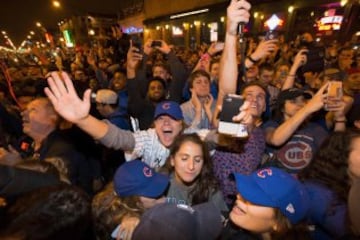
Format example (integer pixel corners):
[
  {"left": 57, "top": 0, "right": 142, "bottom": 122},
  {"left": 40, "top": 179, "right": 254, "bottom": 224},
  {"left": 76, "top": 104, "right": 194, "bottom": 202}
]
[
  {"left": 234, "top": 173, "right": 277, "bottom": 208},
  {"left": 136, "top": 172, "right": 169, "bottom": 198},
  {"left": 154, "top": 112, "right": 182, "bottom": 120}
]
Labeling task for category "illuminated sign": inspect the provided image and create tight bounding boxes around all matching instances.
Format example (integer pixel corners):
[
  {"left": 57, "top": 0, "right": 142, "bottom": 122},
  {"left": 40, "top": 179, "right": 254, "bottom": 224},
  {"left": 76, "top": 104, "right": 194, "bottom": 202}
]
[
  {"left": 63, "top": 30, "right": 74, "bottom": 48},
  {"left": 316, "top": 15, "right": 343, "bottom": 31},
  {"left": 264, "top": 14, "right": 284, "bottom": 30},
  {"left": 172, "top": 26, "right": 183, "bottom": 36},
  {"left": 123, "top": 27, "right": 143, "bottom": 34}
]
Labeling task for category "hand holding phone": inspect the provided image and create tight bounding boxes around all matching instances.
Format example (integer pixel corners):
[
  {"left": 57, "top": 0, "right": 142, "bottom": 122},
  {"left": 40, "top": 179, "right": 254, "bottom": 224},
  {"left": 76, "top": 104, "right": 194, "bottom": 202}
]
[
  {"left": 218, "top": 94, "right": 248, "bottom": 137},
  {"left": 151, "top": 40, "right": 162, "bottom": 48},
  {"left": 325, "top": 81, "right": 343, "bottom": 111},
  {"left": 265, "top": 30, "right": 278, "bottom": 41}
]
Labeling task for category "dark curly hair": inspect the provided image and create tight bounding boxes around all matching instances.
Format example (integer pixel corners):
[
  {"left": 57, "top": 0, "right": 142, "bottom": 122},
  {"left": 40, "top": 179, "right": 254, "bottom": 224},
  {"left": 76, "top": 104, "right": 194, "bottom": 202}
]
[{"left": 299, "top": 129, "right": 360, "bottom": 201}]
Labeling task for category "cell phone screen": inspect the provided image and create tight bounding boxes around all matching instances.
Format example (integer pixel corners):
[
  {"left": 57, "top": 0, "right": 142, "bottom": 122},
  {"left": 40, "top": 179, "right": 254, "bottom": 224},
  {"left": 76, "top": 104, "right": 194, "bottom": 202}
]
[
  {"left": 325, "top": 81, "right": 343, "bottom": 111},
  {"left": 218, "top": 94, "right": 248, "bottom": 137},
  {"left": 219, "top": 94, "right": 244, "bottom": 122},
  {"left": 151, "top": 40, "right": 162, "bottom": 48}
]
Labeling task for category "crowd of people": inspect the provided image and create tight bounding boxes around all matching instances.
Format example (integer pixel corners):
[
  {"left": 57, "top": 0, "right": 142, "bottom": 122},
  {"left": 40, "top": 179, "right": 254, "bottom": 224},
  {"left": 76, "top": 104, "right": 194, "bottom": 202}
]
[{"left": 0, "top": 0, "right": 360, "bottom": 239}]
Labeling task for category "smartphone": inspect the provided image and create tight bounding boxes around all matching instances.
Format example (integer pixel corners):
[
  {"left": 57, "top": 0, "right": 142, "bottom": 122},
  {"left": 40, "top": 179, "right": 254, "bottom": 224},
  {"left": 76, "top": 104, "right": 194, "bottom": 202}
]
[
  {"left": 151, "top": 40, "right": 162, "bottom": 48},
  {"left": 265, "top": 30, "right": 278, "bottom": 41},
  {"left": 131, "top": 35, "right": 142, "bottom": 53},
  {"left": 325, "top": 81, "right": 343, "bottom": 111},
  {"left": 218, "top": 94, "right": 248, "bottom": 137},
  {"left": 300, "top": 45, "right": 325, "bottom": 74}
]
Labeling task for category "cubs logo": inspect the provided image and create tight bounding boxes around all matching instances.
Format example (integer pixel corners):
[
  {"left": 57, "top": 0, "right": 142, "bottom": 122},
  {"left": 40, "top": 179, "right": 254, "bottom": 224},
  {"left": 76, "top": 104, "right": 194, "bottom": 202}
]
[
  {"left": 257, "top": 168, "right": 273, "bottom": 178},
  {"left": 143, "top": 166, "right": 153, "bottom": 177},
  {"left": 277, "top": 139, "right": 312, "bottom": 170},
  {"left": 162, "top": 102, "right": 171, "bottom": 110}
]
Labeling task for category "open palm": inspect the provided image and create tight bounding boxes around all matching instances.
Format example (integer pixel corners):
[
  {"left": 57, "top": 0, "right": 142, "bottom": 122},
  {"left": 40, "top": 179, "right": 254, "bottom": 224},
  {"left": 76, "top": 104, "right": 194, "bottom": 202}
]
[{"left": 44, "top": 71, "right": 91, "bottom": 124}]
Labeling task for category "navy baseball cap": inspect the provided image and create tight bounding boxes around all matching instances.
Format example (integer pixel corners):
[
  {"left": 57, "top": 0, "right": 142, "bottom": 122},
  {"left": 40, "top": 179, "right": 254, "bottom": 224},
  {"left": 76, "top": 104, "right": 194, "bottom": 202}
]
[
  {"left": 113, "top": 160, "right": 169, "bottom": 198},
  {"left": 154, "top": 101, "right": 183, "bottom": 120},
  {"left": 132, "top": 202, "right": 223, "bottom": 240},
  {"left": 234, "top": 167, "right": 310, "bottom": 224},
  {"left": 277, "top": 88, "right": 312, "bottom": 109}
]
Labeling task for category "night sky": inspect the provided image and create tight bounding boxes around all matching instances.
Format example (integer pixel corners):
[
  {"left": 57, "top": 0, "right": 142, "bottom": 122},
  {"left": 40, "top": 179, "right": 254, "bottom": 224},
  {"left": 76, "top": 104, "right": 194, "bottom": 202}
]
[{"left": 1, "top": 0, "right": 131, "bottom": 46}]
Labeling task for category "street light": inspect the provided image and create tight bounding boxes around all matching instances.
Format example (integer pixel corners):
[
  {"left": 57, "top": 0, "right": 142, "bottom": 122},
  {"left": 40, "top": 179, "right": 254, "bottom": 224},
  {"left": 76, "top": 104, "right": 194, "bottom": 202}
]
[
  {"left": 36, "top": 22, "right": 42, "bottom": 28},
  {"left": 52, "top": 0, "right": 61, "bottom": 8}
]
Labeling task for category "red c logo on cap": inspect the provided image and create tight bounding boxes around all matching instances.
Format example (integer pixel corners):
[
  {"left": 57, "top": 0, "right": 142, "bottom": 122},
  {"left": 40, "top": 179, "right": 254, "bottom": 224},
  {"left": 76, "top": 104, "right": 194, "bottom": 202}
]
[
  {"left": 162, "top": 102, "right": 171, "bottom": 110},
  {"left": 257, "top": 168, "right": 273, "bottom": 178},
  {"left": 143, "top": 167, "right": 153, "bottom": 177}
]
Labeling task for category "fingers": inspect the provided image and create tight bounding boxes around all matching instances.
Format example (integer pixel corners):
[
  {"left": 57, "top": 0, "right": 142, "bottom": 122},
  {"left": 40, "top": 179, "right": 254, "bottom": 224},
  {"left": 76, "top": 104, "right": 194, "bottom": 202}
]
[
  {"left": 46, "top": 72, "right": 62, "bottom": 99},
  {"left": 240, "top": 101, "right": 250, "bottom": 111},
  {"left": 232, "top": 110, "right": 247, "bottom": 122},
  {"left": 50, "top": 71, "right": 68, "bottom": 97},
  {"left": 44, "top": 87, "right": 57, "bottom": 104},
  {"left": 61, "top": 71, "right": 77, "bottom": 96},
  {"left": 228, "top": 0, "right": 251, "bottom": 23},
  {"left": 317, "top": 82, "right": 330, "bottom": 94},
  {"left": 232, "top": 0, "right": 251, "bottom": 11}
]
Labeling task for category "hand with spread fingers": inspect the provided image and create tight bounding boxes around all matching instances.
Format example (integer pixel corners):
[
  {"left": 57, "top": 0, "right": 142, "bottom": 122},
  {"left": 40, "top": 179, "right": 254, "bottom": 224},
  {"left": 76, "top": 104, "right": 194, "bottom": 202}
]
[{"left": 44, "top": 71, "right": 91, "bottom": 125}]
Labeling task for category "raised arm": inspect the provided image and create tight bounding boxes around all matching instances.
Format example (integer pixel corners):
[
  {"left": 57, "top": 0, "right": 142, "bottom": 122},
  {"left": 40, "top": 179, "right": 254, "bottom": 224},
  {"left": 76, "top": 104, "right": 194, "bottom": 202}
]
[
  {"left": 44, "top": 71, "right": 109, "bottom": 139},
  {"left": 265, "top": 83, "right": 329, "bottom": 146},
  {"left": 281, "top": 49, "right": 307, "bottom": 90},
  {"left": 218, "top": 0, "right": 251, "bottom": 98},
  {"left": 214, "top": 0, "right": 251, "bottom": 125}
]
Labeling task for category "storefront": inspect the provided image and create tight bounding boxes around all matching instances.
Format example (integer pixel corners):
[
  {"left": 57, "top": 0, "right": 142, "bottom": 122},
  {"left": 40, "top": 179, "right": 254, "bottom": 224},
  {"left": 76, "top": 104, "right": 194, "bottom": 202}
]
[{"left": 141, "top": 0, "right": 359, "bottom": 48}]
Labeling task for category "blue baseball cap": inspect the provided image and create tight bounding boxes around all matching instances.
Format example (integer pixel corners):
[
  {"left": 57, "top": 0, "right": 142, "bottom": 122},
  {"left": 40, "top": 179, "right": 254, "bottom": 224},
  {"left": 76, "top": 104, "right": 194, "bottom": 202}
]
[
  {"left": 113, "top": 160, "right": 169, "bottom": 198},
  {"left": 154, "top": 101, "right": 183, "bottom": 120},
  {"left": 234, "top": 167, "right": 310, "bottom": 224}
]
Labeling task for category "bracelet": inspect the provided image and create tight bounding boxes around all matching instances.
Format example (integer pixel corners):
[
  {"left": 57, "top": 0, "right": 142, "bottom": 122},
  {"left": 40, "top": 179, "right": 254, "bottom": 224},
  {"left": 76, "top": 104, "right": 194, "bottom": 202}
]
[{"left": 247, "top": 55, "right": 259, "bottom": 64}]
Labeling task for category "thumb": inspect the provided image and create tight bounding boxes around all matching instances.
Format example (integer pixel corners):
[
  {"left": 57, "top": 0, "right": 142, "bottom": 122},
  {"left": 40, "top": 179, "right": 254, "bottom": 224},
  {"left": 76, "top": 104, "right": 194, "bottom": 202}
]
[
  {"left": 240, "top": 101, "right": 250, "bottom": 111},
  {"left": 83, "top": 89, "right": 92, "bottom": 104}
]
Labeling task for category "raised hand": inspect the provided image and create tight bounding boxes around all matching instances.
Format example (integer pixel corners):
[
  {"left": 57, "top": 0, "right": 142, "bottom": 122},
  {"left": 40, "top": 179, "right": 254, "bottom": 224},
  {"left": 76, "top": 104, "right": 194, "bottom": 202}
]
[
  {"left": 251, "top": 39, "right": 278, "bottom": 61},
  {"left": 226, "top": 0, "right": 251, "bottom": 36},
  {"left": 44, "top": 71, "right": 91, "bottom": 124},
  {"left": 232, "top": 101, "right": 255, "bottom": 128},
  {"left": 304, "top": 83, "right": 329, "bottom": 114},
  {"left": 143, "top": 39, "right": 153, "bottom": 56},
  {"left": 207, "top": 42, "right": 224, "bottom": 56},
  {"left": 127, "top": 40, "right": 143, "bottom": 70},
  {"left": 155, "top": 40, "right": 171, "bottom": 55},
  {"left": 293, "top": 49, "right": 308, "bottom": 69}
]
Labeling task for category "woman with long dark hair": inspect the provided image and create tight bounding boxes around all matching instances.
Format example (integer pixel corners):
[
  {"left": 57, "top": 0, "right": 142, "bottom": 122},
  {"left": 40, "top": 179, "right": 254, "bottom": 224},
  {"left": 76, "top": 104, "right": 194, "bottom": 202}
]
[{"left": 162, "top": 133, "right": 228, "bottom": 213}]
